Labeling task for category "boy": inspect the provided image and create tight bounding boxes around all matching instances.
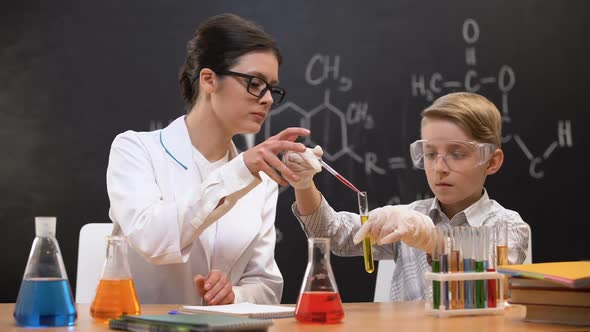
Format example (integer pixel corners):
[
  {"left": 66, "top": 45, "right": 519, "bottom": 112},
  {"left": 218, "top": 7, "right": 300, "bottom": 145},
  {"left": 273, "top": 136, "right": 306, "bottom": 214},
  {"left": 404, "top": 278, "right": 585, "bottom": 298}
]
[{"left": 283, "top": 92, "right": 530, "bottom": 301}]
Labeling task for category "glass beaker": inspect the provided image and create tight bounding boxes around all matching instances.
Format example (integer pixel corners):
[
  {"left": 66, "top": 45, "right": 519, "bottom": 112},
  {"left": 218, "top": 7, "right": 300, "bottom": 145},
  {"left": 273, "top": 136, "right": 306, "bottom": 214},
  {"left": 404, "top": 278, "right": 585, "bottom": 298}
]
[
  {"left": 90, "top": 235, "right": 140, "bottom": 322},
  {"left": 13, "top": 217, "right": 77, "bottom": 327},
  {"left": 295, "top": 238, "right": 344, "bottom": 324}
]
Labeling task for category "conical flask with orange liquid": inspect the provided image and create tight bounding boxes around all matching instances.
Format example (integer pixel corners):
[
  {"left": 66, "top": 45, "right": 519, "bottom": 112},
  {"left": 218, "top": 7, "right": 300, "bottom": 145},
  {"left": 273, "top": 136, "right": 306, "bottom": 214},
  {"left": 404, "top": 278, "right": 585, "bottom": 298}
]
[
  {"left": 295, "top": 238, "right": 344, "bottom": 324},
  {"left": 90, "top": 235, "right": 140, "bottom": 322}
]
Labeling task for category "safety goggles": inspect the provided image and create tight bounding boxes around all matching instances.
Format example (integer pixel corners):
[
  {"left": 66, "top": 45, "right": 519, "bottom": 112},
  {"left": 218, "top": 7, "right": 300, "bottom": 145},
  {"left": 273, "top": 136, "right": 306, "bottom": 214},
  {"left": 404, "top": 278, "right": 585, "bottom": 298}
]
[{"left": 409, "top": 139, "right": 496, "bottom": 171}]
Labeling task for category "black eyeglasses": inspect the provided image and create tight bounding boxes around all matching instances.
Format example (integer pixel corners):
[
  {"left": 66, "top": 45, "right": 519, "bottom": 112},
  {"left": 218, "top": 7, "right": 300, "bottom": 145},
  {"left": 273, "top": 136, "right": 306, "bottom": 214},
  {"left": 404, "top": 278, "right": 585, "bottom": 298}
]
[{"left": 216, "top": 70, "right": 286, "bottom": 105}]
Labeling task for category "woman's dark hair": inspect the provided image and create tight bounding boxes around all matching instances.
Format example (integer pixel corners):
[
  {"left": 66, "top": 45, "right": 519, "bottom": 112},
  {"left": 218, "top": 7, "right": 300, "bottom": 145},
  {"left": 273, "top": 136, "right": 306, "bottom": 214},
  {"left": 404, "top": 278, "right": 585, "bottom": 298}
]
[{"left": 179, "top": 13, "right": 282, "bottom": 111}]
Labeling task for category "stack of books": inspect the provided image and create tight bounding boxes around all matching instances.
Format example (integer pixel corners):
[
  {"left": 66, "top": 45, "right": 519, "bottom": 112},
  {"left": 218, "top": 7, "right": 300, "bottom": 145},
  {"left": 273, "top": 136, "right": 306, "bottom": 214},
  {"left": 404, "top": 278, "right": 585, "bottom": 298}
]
[{"left": 497, "top": 261, "right": 590, "bottom": 326}]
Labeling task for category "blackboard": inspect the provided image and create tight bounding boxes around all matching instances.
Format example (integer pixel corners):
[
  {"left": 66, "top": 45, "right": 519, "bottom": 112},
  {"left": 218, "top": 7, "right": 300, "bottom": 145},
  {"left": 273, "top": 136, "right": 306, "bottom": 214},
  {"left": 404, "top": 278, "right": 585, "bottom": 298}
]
[{"left": 1, "top": 1, "right": 588, "bottom": 303}]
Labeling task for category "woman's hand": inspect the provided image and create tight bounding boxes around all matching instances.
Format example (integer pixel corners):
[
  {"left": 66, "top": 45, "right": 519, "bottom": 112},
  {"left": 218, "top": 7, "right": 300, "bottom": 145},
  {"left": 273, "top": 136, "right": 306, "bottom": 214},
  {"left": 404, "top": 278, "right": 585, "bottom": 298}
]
[
  {"left": 243, "top": 127, "right": 310, "bottom": 186},
  {"left": 194, "top": 269, "right": 235, "bottom": 305}
]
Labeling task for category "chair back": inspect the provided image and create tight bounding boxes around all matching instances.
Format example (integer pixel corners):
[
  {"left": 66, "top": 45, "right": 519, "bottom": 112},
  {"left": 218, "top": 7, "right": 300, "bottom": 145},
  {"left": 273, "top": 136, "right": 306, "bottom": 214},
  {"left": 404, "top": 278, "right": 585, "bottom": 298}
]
[
  {"left": 373, "top": 259, "right": 396, "bottom": 302},
  {"left": 523, "top": 223, "right": 533, "bottom": 264},
  {"left": 75, "top": 223, "right": 113, "bottom": 303}
]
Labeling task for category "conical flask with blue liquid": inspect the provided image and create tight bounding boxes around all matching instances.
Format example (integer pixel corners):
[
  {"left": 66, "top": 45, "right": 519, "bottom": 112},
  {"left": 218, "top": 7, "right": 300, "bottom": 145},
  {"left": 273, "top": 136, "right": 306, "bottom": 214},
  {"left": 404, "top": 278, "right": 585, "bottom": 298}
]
[{"left": 14, "top": 217, "right": 77, "bottom": 327}]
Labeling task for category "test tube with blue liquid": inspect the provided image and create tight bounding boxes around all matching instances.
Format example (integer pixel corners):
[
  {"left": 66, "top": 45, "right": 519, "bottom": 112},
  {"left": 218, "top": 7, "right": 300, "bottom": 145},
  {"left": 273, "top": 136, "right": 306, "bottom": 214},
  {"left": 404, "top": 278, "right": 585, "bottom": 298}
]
[
  {"left": 13, "top": 217, "right": 77, "bottom": 327},
  {"left": 357, "top": 191, "right": 374, "bottom": 273},
  {"left": 462, "top": 227, "right": 474, "bottom": 309}
]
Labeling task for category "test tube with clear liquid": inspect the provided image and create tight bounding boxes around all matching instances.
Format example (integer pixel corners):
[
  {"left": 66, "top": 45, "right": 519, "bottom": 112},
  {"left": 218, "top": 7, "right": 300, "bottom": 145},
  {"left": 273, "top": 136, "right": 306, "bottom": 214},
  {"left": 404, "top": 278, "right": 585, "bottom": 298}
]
[{"left": 358, "top": 191, "right": 374, "bottom": 273}]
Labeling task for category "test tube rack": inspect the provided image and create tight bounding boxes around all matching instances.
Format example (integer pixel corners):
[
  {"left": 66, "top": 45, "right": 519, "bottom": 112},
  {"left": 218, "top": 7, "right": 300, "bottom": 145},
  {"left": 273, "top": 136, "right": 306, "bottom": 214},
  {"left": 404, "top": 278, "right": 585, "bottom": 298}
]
[{"left": 424, "top": 271, "right": 505, "bottom": 317}]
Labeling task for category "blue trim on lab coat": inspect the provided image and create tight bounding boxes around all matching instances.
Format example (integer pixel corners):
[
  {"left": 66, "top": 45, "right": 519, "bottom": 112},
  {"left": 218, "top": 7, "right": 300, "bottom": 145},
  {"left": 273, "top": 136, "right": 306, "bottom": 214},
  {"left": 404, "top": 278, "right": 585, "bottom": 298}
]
[{"left": 160, "top": 131, "right": 188, "bottom": 170}]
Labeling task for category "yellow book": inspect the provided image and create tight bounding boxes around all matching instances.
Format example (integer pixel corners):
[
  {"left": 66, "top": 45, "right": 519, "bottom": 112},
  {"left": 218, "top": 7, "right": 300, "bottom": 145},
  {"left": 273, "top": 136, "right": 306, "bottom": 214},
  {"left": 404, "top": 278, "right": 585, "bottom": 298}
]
[{"left": 497, "top": 261, "right": 590, "bottom": 288}]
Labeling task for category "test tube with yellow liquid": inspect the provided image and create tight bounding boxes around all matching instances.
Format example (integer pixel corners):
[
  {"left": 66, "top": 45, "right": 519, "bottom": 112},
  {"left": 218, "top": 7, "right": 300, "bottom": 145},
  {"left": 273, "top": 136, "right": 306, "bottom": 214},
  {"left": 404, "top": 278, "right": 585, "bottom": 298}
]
[
  {"left": 358, "top": 191, "right": 374, "bottom": 273},
  {"left": 495, "top": 223, "right": 509, "bottom": 300}
]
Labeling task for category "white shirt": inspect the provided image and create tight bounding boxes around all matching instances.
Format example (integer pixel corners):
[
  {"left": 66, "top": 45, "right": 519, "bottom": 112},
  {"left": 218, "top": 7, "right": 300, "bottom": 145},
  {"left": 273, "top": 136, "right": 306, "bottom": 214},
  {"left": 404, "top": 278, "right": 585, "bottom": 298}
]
[
  {"left": 106, "top": 116, "right": 283, "bottom": 304},
  {"left": 293, "top": 189, "right": 530, "bottom": 301},
  {"left": 193, "top": 147, "right": 228, "bottom": 265}
]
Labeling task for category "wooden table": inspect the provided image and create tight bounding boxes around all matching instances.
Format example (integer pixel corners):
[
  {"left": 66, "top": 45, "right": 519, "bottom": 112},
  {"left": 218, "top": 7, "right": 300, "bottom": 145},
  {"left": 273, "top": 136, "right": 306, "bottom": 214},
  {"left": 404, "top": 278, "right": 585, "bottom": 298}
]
[{"left": 0, "top": 302, "right": 586, "bottom": 331}]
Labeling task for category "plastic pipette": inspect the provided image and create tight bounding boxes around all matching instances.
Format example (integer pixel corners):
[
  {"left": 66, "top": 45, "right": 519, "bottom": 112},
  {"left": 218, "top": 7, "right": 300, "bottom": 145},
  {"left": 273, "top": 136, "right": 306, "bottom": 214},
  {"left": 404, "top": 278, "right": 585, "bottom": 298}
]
[{"left": 317, "top": 159, "right": 365, "bottom": 196}]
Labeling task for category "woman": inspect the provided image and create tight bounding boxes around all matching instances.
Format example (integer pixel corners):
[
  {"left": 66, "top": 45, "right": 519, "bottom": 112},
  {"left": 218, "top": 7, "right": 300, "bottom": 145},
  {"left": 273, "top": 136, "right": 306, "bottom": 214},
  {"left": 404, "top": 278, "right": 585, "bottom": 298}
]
[{"left": 106, "top": 13, "right": 309, "bottom": 305}]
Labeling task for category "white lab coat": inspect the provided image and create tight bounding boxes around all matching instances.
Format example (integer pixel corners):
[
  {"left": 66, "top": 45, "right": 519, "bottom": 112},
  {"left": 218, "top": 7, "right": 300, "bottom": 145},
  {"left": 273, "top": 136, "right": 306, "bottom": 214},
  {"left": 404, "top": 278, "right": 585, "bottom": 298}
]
[{"left": 106, "top": 116, "right": 283, "bottom": 304}]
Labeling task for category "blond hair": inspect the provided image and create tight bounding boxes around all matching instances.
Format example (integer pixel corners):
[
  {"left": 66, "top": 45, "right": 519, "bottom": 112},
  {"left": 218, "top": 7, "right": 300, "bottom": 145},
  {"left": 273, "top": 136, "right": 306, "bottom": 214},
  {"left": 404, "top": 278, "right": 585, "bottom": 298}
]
[{"left": 421, "top": 92, "right": 502, "bottom": 147}]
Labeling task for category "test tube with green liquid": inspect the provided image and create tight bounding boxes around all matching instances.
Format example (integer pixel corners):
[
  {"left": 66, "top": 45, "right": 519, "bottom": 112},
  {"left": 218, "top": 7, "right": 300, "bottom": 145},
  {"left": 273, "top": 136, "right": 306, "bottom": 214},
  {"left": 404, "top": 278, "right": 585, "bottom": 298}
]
[
  {"left": 431, "top": 228, "right": 442, "bottom": 309},
  {"left": 358, "top": 191, "right": 374, "bottom": 273}
]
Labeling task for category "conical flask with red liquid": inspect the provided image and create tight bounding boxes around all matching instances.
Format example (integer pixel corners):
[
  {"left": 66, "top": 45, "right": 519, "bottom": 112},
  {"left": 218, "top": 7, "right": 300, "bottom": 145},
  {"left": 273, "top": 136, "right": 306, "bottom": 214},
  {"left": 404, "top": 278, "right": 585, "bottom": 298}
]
[
  {"left": 14, "top": 217, "right": 77, "bottom": 327},
  {"left": 90, "top": 235, "right": 140, "bottom": 322},
  {"left": 295, "top": 238, "right": 344, "bottom": 324}
]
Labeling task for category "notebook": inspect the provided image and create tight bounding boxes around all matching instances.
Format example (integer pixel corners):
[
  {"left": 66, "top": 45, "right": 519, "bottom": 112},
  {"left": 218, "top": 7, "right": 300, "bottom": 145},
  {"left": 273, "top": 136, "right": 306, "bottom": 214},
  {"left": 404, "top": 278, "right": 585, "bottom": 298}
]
[
  {"left": 497, "top": 261, "right": 590, "bottom": 288},
  {"left": 181, "top": 302, "right": 295, "bottom": 319},
  {"left": 109, "top": 313, "right": 273, "bottom": 332}
]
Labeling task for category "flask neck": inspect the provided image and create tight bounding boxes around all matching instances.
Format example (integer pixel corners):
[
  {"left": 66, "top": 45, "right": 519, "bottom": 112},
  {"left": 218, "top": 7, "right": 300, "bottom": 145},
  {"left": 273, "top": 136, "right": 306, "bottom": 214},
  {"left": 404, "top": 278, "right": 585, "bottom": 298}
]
[
  {"left": 298, "top": 237, "right": 340, "bottom": 294},
  {"left": 35, "top": 217, "right": 56, "bottom": 238},
  {"left": 23, "top": 236, "right": 68, "bottom": 280},
  {"left": 308, "top": 238, "right": 331, "bottom": 268},
  {"left": 101, "top": 236, "right": 133, "bottom": 279}
]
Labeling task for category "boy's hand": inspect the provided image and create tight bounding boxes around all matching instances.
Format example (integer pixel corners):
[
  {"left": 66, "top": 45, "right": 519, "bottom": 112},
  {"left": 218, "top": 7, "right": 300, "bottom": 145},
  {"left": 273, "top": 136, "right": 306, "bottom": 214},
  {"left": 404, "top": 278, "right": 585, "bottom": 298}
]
[
  {"left": 243, "top": 127, "right": 310, "bottom": 186},
  {"left": 194, "top": 270, "right": 235, "bottom": 305},
  {"left": 282, "top": 146, "right": 323, "bottom": 189},
  {"left": 353, "top": 206, "right": 436, "bottom": 253}
]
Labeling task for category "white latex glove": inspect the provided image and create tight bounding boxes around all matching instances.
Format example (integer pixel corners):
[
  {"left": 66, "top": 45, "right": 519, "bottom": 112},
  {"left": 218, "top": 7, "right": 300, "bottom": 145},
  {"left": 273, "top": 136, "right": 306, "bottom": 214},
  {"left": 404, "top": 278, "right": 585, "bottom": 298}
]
[
  {"left": 353, "top": 206, "right": 436, "bottom": 253},
  {"left": 281, "top": 146, "right": 323, "bottom": 189}
]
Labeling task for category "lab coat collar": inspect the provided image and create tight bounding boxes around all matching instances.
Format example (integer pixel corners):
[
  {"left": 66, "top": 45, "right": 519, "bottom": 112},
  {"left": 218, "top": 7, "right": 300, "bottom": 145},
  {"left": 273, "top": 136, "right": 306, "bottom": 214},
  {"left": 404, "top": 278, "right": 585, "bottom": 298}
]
[
  {"left": 160, "top": 116, "right": 192, "bottom": 171},
  {"left": 160, "top": 116, "right": 239, "bottom": 170}
]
